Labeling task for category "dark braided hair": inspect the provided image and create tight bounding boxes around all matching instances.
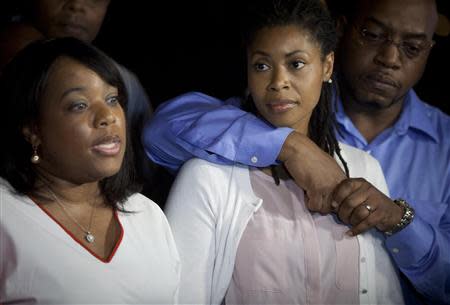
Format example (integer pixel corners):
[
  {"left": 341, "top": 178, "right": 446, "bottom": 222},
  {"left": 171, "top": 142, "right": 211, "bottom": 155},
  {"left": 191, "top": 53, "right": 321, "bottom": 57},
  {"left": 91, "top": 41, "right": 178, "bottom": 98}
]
[{"left": 241, "top": 0, "right": 349, "bottom": 182}]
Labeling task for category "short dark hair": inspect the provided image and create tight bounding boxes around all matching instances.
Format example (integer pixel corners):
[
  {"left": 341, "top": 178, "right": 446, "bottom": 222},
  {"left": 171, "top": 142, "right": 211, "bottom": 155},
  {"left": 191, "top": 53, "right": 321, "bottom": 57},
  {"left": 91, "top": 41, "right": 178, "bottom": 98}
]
[
  {"left": 241, "top": 0, "right": 349, "bottom": 176},
  {"left": 0, "top": 37, "right": 140, "bottom": 208}
]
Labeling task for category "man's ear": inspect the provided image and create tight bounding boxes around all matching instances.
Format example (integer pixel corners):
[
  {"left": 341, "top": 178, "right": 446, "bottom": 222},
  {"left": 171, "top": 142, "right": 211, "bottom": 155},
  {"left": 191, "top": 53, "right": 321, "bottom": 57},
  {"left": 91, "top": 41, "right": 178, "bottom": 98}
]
[{"left": 22, "top": 124, "right": 41, "bottom": 147}]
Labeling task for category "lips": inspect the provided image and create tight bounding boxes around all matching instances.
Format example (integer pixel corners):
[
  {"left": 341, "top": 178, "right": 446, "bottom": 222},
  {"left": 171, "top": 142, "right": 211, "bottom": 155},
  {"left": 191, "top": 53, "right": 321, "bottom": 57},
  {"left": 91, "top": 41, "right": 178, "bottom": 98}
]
[
  {"left": 364, "top": 72, "right": 400, "bottom": 89},
  {"left": 91, "top": 135, "right": 122, "bottom": 156},
  {"left": 56, "top": 20, "right": 87, "bottom": 38},
  {"left": 266, "top": 99, "right": 298, "bottom": 113}
]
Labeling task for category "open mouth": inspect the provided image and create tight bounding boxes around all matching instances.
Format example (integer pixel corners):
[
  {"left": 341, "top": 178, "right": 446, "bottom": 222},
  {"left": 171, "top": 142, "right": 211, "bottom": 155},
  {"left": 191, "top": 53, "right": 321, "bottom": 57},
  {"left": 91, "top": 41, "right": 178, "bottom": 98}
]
[{"left": 91, "top": 135, "right": 122, "bottom": 156}]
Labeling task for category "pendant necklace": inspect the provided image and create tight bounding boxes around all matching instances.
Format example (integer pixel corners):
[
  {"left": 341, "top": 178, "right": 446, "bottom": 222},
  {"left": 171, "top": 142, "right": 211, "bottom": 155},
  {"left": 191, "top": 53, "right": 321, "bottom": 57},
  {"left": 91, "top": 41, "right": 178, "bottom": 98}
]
[{"left": 45, "top": 186, "right": 97, "bottom": 243}]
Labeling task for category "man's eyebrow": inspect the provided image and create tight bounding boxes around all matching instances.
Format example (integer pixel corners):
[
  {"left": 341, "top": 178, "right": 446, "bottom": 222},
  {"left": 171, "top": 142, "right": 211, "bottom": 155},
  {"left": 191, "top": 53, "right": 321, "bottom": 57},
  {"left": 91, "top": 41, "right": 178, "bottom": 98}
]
[{"left": 365, "top": 16, "right": 429, "bottom": 40}]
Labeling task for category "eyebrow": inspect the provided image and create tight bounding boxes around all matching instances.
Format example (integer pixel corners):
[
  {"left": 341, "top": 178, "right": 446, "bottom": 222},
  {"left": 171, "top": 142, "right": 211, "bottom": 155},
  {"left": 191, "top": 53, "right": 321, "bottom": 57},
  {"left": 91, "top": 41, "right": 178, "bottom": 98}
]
[
  {"left": 60, "top": 87, "right": 86, "bottom": 99},
  {"left": 365, "top": 17, "right": 429, "bottom": 40},
  {"left": 251, "top": 50, "right": 309, "bottom": 57}
]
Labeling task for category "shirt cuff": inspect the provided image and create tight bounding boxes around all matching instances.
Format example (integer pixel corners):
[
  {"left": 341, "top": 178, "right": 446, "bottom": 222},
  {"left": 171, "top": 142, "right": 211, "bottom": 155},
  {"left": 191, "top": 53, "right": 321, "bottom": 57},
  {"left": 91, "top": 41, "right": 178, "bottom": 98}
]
[
  {"left": 234, "top": 115, "right": 293, "bottom": 167},
  {"left": 385, "top": 214, "right": 434, "bottom": 268}
]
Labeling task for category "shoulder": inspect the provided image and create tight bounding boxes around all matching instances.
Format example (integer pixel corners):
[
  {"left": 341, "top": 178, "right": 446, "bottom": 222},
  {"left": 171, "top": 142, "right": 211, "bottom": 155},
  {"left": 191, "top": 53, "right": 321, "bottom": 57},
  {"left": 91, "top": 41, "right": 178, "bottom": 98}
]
[
  {"left": 122, "top": 192, "right": 165, "bottom": 219},
  {"left": 419, "top": 99, "right": 450, "bottom": 123},
  {"left": 119, "top": 193, "right": 175, "bottom": 236},
  {"left": 168, "top": 158, "right": 253, "bottom": 213},
  {"left": 178, "top": 158, "right": 248, "bottom": 184},
  {"left": 0, "top": 177, "right": 37, "bottom": 225},
  {"left": 422, "top": 102, "right": 450, "bottom": 141},
  {"left": 410, "top": 93, "right": 450, "bottom": 145},
  {"left": 0, "top": 177, "right": 24, "bottom": 203}
]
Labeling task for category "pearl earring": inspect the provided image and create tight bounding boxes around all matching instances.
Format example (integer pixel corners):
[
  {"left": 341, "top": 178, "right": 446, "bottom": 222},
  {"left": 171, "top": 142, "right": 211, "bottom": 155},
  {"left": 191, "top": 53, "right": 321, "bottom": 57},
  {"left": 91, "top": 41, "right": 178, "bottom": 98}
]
[
  {"left": 327, "top": 79, "right": 333, "bottom": 84},
  {"left": 30, "top": 145, "right": 40, "bottom": 164}
]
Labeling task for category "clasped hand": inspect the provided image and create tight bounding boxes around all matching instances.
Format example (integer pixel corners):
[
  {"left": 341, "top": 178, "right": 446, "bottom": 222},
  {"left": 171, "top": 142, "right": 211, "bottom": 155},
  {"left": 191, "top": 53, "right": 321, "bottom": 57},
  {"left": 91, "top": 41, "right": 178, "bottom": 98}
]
[{"left": 329, "top": 178, "right": 403, "bottom": 236}]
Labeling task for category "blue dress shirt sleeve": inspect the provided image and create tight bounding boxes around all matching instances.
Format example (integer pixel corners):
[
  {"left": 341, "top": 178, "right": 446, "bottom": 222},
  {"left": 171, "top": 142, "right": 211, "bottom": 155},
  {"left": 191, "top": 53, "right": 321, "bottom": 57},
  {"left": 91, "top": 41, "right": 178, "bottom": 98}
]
[
  {"left": 142, "top": 92, "right": 293, "bottom": 172},
  {"left": 385, "top": 198, "right": 450, "bottom": 304}
]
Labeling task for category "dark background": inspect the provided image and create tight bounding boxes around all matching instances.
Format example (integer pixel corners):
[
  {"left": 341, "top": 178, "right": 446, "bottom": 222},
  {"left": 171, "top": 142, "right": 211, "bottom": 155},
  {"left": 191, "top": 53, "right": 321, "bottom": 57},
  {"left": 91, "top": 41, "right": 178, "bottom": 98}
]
[
  {"left": 1, "top": 1, "right": 449, "bottom": 114},
  {"left": 95, "top": 1, "right": 247, "bottom": 108},
  {"left": 99, "top": 1, "right": 450, "bottom": 115}
]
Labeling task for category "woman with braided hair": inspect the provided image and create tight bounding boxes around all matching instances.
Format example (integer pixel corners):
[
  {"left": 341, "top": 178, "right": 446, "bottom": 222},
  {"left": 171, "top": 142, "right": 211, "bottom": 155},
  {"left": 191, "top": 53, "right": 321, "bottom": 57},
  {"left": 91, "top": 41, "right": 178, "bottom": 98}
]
[{"left": 164, "top": 0, "right": 404, "bottom": 304}]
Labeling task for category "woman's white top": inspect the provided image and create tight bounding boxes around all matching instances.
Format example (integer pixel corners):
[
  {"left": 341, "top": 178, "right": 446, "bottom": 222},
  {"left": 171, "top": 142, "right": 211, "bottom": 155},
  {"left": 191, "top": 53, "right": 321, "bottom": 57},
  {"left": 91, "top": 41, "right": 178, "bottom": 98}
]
[
  {"left": 165, "top": 143, "right": 404, "bottom": 305},
  {"left": 0, "top": 179, "right": 180, "bottom": 305}
]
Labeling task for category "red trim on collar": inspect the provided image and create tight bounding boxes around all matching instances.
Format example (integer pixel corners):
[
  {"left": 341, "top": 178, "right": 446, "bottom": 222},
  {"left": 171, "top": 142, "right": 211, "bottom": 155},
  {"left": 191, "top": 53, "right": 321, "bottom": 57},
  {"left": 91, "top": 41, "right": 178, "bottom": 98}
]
[{"left": 30, "top": 196, "right": 124, "bottom": 263}]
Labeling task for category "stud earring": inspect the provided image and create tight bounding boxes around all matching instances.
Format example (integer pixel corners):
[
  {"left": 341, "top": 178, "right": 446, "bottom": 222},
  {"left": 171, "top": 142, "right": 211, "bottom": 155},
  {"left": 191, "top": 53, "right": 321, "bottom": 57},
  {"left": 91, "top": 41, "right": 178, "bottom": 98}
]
[
  {"left": 327, "top": 79, "right": 333, "bottom": 84},
  {"left": 30, "top": 145, "right": 40, "bottom": 164}
]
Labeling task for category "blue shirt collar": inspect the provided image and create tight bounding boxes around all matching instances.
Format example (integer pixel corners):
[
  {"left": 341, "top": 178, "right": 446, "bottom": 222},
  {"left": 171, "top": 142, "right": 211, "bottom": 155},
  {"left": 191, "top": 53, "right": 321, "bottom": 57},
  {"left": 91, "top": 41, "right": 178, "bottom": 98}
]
[{"left": 334, "top": 89, "right": 439, "bottom": 143}]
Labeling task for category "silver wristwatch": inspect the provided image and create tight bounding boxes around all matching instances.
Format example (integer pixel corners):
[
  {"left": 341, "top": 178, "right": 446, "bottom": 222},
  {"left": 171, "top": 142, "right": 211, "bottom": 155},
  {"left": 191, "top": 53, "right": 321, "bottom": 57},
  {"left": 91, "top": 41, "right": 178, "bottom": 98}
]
[{"left": 384, "top": 199, "right": 415, "bottom": 236}]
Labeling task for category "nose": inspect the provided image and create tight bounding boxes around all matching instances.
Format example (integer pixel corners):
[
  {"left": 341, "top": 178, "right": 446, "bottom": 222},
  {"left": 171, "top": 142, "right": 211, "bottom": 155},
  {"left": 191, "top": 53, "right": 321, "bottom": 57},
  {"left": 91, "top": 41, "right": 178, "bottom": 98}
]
[
  {"left": 268, "top": 67, "right": 290, "bottom": 91},
  {"left": 94, "top": 104, "right": 116, "bottom": 128},
  {"left": 64, "top": 0, "right": 88, "bottom": 12},
  {"left": 373, "top": 41, "right": 401, "bottom": 70}
]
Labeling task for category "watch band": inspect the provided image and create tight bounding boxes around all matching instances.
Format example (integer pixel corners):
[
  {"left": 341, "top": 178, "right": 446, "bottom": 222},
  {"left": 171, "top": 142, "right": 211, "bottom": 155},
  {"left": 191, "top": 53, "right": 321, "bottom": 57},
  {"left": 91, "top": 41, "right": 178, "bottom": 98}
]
[{"left": 384, "top": 198, "right": 415, "bottom": 236}]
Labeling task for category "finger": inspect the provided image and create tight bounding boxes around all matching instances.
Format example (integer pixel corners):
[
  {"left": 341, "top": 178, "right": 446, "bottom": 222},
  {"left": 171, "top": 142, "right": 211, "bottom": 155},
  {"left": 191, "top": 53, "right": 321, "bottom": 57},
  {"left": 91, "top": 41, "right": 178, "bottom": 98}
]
[
  {"left": 306, "top": 192, "right": 334, "bottom": 215},
  {"left": 349, "top": 203, "right": 373, "bottom": 226},
  {"left": 347, "top": 210, "right": 384, "bottom": 236},
  {"left": 332, "top": 179, "right": 358, "bottom": 205},
  {"left": 333, "top": 178, "right": 368, "bottom": 206},
  {"left": 321, "top": 192, "right": 335, "bottom": 214},
  {"left": 305, "top": 192, "right": 322, "bottom": 213},
  {"left": 337, "top": 187, "right": 370, "bottom": 224}
]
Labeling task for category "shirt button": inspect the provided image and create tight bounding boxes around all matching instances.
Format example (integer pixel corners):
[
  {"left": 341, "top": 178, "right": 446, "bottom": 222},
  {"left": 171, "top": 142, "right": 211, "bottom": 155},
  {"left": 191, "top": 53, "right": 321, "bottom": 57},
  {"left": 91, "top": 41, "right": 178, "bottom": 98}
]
[
  {"left": 392, "top": 248, "right": 400, "bottom": 253},
  {"left": 361, "top": 289, "right": 368, "bottom": 294},
  {"left": 251, "top": 156, "right": 258, "bottom": 164},
  {"left": 360, "top": 257, "right": 366, "bottom": 263}
]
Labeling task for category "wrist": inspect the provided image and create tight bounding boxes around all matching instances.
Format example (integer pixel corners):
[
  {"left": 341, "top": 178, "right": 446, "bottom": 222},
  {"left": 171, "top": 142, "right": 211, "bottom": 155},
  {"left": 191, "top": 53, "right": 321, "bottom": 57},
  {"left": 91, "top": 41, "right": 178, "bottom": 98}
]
[
  {"left": 278, "top": 131, "right": 307, "bottom": 162},
  {"left": 384, "top": 199, "right": 415, "bottom": 236}
]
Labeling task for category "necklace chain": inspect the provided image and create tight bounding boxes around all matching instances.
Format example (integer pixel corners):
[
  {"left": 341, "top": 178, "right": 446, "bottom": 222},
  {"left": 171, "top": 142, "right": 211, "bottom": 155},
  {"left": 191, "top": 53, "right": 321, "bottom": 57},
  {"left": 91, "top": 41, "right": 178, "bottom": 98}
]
[{"left": 45, "top": 185, "right": 97, "bottom": 243}]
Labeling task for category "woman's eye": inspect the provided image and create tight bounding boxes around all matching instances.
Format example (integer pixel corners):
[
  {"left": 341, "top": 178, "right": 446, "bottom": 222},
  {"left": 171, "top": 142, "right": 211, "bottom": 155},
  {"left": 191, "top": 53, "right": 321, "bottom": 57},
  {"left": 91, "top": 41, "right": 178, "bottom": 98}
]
[
  {"left": 68, "top": 102, "right": 87, "bottom": 112},
  {"left": 253, "top": 63, "right": 270, "bottom": 71},
  {"left": 291, "top": 61, "right": 305, "bottom": 69},
  {"left": 106, "top": 95, "right": 120, "bottom": 106}
]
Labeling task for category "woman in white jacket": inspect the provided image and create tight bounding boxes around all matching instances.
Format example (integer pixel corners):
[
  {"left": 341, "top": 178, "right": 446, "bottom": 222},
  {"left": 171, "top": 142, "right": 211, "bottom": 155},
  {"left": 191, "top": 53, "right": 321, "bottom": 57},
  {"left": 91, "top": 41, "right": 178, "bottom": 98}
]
[{"left": 165, "top": 0, "right": 405, "bottom": 304}]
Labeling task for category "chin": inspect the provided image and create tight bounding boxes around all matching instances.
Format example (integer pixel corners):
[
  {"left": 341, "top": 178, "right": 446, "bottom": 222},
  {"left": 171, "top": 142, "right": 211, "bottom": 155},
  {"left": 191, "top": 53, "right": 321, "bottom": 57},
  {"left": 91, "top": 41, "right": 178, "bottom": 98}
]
[
  {"left": 354, "top": 90, "right": 397, "bottom": 110},
  {"left": 88, "top": 162, "right": 123, "bottom": 181}
]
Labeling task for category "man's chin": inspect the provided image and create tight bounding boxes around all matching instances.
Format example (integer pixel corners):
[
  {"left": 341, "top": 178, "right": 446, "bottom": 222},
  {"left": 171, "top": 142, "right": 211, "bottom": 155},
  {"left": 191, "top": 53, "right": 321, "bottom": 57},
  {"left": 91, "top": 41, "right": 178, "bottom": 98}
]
[
  {"left": 356, "top": 96, "right": 400, "bottom": 111},
  {"left": 354, "top": 89, "right": 401, "bottom": 110}
]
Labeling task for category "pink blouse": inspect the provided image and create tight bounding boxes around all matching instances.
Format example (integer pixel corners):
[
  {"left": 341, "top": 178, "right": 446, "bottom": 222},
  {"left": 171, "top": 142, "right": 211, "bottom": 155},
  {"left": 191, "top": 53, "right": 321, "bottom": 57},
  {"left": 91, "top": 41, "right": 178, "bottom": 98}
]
[{"left": 225, "top": 168, "right": 360, "bottom": 305}]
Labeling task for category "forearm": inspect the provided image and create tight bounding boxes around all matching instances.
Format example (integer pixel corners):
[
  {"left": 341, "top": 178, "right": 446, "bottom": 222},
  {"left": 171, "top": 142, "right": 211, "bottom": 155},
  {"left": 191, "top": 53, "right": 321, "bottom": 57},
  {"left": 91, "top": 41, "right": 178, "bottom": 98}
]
[
  {"left": 385, "top": 205, "right": 450, "bottom": 304},
  {"left": 143, "top": 92, "right": 291, "bottom": 172}
]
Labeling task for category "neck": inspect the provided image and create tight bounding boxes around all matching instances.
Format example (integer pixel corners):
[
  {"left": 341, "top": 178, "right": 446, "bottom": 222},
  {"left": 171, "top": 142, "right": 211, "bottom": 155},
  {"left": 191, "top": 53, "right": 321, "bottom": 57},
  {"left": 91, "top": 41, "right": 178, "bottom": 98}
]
[
  {"left": 341, "top": 90, "right": 405, "bottom": 143},
  {"left": 34, "top": 169, "right": 102, "bottom": 207}
]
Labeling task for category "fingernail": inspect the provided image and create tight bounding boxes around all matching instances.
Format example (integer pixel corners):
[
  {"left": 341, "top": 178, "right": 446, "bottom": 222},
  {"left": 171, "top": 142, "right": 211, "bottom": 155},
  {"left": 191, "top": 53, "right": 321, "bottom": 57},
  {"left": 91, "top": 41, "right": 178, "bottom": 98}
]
[{"left": 331, "top": 201, "right": 338, "bottom": 209}]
